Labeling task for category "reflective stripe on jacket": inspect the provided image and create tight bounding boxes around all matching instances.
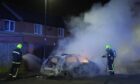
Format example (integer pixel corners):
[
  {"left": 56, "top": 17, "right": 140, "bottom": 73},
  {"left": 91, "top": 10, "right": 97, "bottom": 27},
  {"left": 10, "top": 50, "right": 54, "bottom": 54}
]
[{"left": 12, "top": 61, "right": 21, "bottom": 64}]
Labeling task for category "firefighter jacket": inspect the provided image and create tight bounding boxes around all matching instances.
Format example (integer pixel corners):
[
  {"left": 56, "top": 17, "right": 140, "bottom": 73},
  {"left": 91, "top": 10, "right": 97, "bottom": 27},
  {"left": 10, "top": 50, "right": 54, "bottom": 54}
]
[
  {"left": 12, "top": 48, "right": 22, "bottom": 63},
  {"left": 106, "top": 49, "right": 116, "bottom": 61}
]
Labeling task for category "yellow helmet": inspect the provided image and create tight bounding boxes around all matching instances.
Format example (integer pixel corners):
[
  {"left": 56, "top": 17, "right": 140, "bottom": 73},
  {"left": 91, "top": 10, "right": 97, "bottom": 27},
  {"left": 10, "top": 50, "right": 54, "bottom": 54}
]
[
  {"left": 105, "top": 44, "right": 112, "bottom": 49},
  {"left": 17, "top": 43, "right": 23, "bottom": 49}
]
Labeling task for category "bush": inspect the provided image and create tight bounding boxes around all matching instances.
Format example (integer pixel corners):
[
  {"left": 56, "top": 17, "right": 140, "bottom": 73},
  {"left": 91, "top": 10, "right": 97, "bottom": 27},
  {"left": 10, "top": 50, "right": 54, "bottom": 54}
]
[{"left": 0, "top": 67, "right": 9, "bottom": 74}]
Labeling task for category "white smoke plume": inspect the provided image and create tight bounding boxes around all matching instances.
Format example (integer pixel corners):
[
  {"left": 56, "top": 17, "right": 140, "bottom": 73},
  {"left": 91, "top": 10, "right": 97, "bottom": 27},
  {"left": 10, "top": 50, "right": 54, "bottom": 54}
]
[{"left": 54, "top": 0, "right": 140, "bottom": 75}]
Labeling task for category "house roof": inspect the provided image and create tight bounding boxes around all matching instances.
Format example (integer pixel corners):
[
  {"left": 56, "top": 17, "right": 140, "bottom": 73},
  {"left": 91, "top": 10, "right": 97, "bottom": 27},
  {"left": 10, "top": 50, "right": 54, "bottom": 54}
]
[
  {"left": 0, "top": 5, "right": 17, "bottom": 20},
  {"left": 0, "top": 2, "right": 65, "bottom": 27},
  {"left": 0, "top": 0, "right": 110, "bottom": 27}
]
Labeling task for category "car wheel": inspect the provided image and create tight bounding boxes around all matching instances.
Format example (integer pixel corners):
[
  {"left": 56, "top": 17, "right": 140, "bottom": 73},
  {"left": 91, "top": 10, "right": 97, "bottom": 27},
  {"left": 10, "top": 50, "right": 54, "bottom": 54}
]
[{"left": 64, "top": 71, "right": 73, "bottom": 80}]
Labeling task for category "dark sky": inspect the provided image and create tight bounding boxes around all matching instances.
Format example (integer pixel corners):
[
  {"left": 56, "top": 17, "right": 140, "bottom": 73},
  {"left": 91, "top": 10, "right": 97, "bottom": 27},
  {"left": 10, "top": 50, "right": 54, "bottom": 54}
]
[{"left": 3, "top": 0, "right": 110, "bottom": 16}]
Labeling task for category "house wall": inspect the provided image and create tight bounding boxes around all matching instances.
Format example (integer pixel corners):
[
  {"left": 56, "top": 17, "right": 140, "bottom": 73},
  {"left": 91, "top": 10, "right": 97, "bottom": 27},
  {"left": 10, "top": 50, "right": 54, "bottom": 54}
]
[
  {"left": 0, "top": 19, "right": 5, "bottom": 31},
  {"left": 0, "top": 19, "right": 60, "bottom": 44},
  {"left": 16, "top": 21, "right": 34, "bottom": 34},
  {"left": 45, "top": 26, "right": 58, "bottom": 36},
  {"left": 0, "top": 19, "right": 62, "bottom": 56},
  {"left": 0, "top": 20, "right": 3, "bottom": 31}
]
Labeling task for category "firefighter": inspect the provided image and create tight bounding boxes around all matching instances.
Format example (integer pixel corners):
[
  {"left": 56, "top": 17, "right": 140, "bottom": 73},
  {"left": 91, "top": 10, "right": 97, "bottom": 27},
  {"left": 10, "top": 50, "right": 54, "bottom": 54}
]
[
  {"left": 8, "top": 43, "right": 23, "bottom": 79},
  {"left": 103, "top": 44, "right": 116, "bottom": 75}
]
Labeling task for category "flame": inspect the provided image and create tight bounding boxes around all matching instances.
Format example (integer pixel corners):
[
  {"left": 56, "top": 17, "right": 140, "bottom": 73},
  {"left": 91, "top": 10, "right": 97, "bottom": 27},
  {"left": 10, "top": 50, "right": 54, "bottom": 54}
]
[
  {"left": 80, "top": 58, "right": 89, "bottom": 63},
  {"left": 79, "top": 56, "right": 89, "bottom": 63},
  {"left": 65, "top": 55, "right": 78, "bottom": 63},
  {"left": 64, "top": 54, "right": 89, "bottom": 63}
]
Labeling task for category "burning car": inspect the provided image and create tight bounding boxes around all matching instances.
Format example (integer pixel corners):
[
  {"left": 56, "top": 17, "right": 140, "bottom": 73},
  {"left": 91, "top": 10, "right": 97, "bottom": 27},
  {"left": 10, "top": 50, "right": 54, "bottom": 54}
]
[
  {"left": 40, "top": 56, "right": 63, "bottom": 77},
  {"left": 40, "top": 54, "right": 100, "bottom": 78}
]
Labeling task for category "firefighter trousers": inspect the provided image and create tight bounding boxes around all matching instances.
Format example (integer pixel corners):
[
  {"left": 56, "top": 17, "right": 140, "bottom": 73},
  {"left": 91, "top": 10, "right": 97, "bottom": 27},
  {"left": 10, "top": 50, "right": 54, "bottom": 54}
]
[
  {"left": 107, "top": 59, "right": 114, "bottom": 75},
  {"left": 9, "top": 62, "right": 21, "bottom": 78}
]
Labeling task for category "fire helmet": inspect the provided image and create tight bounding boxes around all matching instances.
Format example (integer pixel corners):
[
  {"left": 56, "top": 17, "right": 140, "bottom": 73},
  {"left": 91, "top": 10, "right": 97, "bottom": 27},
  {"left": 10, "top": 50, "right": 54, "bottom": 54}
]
[
  {"left": 17, "top": 43, "right": 23, "bottom": 49},
  {"left": 105, "top": 44, "right": 112, "bottom": 49}
]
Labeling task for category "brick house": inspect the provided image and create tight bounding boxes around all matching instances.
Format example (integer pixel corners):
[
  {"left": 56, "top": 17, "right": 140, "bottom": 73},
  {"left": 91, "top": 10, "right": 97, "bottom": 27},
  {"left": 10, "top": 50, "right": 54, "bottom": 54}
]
[{"left": 0, "top": 2, "right": 66, "bottom": 67}]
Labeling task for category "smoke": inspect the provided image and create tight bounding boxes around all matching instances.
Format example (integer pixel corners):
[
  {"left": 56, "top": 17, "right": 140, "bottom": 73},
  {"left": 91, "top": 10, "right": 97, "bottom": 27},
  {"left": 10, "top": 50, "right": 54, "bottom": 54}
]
[
  {"left": 54, "top": 0, "right": 140, "bottom": 76},
  {"left": 23, "top": 53, "right": 42, "bottom": 72}
]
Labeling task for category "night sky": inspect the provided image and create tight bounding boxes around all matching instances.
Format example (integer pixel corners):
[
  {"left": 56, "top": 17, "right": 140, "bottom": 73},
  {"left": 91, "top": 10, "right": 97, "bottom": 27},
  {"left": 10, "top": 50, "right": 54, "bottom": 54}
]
[{"left": 2, "top": 0, "right": 110, "bottom": 16}]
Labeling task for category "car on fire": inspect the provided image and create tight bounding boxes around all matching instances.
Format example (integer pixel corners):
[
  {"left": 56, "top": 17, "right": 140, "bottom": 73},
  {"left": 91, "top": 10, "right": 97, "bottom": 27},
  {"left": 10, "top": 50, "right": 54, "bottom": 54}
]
[{"left": 40, "top": 54, "right": 100, "bottom": 78}]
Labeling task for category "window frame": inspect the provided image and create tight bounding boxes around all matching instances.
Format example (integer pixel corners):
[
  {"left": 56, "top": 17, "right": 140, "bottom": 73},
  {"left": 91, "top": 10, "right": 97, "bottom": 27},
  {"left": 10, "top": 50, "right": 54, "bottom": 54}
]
[
  {"left": 4, "top": 19, "right": 15, "bottom": 32},
  {"left": 58, "top": 28, "right": 64, "bottom": 37},
  {"left": 34, "top": 24, "right": 43, "bottom": 35}
]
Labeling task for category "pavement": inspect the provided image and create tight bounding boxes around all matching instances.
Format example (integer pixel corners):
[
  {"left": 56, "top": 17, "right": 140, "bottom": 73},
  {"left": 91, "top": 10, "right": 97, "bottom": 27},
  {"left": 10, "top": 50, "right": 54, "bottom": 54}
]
[{"left": 0, "top": 75, "right": 140, "bottom": 84}]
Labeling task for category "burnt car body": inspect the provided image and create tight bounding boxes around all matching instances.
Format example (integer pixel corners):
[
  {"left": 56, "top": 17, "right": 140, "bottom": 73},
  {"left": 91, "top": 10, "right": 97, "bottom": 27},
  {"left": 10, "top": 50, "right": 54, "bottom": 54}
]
[
  {"left": 40, "top": 54, "right": 100, "bottom": 78},
  {"left": 40, "top": 56, "right": 64, "bottom": 77}
]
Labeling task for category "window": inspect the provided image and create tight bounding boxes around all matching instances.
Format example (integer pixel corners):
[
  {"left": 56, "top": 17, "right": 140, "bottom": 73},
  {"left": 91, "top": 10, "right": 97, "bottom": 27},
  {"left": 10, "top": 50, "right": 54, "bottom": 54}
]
[
  {"left": 4, "top": 20, "right": 15, "bottom": 32},
  {"left": 58, "top": 28, "right": 64, "bottom": 37},
  {"left": 34, "top": 24, "right": 43, "bottom": 35}
]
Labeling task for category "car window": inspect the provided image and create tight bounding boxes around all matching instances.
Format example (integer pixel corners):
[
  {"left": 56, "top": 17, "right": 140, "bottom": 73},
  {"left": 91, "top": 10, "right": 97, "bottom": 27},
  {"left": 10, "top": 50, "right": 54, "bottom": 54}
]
[
  {"left": 51, "top": 57, "right": 58, "bottom": 64},
  {"left": 65, "top": 56, "right": 78, "bottom": 63}
]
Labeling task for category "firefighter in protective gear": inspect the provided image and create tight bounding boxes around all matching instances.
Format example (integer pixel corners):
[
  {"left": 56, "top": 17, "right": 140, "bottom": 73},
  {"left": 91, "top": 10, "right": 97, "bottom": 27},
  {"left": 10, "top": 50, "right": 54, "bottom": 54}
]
[
  {"left": 8, "top": 43, "right": 23, "bottom": 79},
  {"left": 103, "top": 44, "right": 116, "bottom": 75}
]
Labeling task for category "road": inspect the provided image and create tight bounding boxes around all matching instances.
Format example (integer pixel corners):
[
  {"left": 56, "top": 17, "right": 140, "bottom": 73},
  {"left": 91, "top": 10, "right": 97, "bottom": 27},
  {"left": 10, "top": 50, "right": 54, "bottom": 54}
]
[{"left": 0, "top": 75, "right": 140, "bottom": 84}]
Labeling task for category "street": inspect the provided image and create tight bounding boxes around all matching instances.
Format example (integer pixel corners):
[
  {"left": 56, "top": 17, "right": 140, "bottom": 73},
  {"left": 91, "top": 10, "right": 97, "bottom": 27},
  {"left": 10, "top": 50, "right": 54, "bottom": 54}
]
[{"left": 1, "top": 75, "right": 140, "bottom": 84}]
